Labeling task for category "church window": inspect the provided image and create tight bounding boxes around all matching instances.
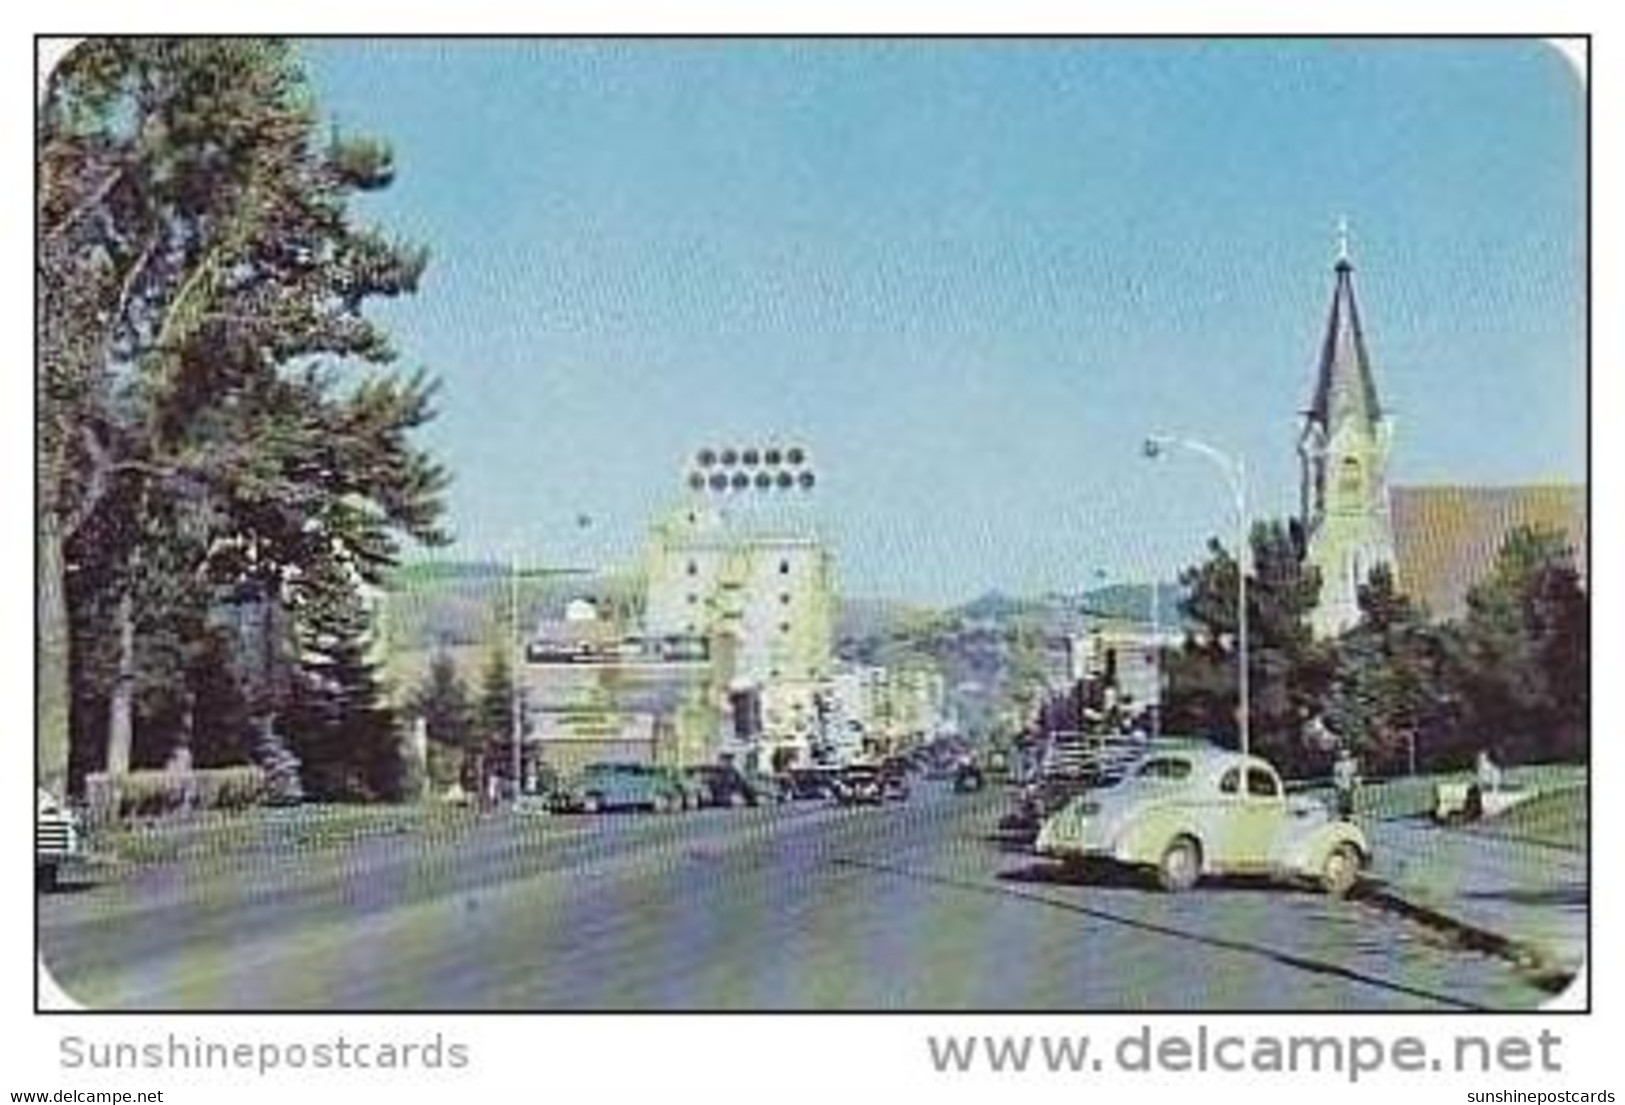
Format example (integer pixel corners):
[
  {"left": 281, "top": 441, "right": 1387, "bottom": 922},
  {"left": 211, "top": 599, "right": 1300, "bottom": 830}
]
[{"left": 1338, "top": 457, "right": 1362, "bottom": 496}]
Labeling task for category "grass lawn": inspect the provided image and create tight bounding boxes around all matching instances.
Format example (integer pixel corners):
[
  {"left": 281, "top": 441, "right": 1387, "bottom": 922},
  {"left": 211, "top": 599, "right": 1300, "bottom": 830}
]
[
  {"left": 1462, "top": 783, "right": 1588, "bottom": 852},
  {"left": 94, "top": 801, "right": 479, "bottom": 865},
  {"left": 1297, "top": 761, "right": 1589, "bottom": 827}
]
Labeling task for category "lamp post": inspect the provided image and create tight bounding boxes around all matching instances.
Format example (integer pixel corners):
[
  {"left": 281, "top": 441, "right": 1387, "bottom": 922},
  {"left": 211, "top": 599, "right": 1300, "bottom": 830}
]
[
  {"left": 1148, "top": 573, "right": 1162, "bottom": 742},
  {"left": 507, "top": 514, "right": 597, "bottom": 807},
  {"left": 1143, "top": 434, "right": 1250, "bottom": 760},
  {"left": 509, "top": 547, "right": 523, "bottom": 804}
]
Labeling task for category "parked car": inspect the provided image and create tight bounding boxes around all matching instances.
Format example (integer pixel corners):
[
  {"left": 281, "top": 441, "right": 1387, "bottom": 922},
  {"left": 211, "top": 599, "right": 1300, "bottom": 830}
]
[
  {"left": 549, "top": 763, "right": 689, "bottom": 814},
  {"left": 36, "top": 788, "right": 82, "bottom": 891},
  {"left": 650, "top": 766, "right": 707, "bottom": 811},
  {"left": 783, "top": 764, "right": 843, "bottom": 801},
  {"left": 1003, "top": 734, "right": 1203, "bottom": 839},
  {"left": 832, "top": 761, "right": 910, "bottom": 806},
  {"left": 952, "top": 757, "right": 986, "bottom": 793},
  {"left": 879, "top": 756, "right": 912, "bottom": 800},
  {"left": 684, "top": 764, "right": 766, "bottom": 808},
  {"left": 1034, "top": 747, "right": 1370, "bottom": 895}
]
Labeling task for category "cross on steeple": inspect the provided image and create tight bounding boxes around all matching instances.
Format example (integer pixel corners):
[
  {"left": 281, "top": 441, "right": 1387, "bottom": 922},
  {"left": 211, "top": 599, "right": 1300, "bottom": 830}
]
[{"left": 1336, "top": 215, "right": 1352, "bottom": 266}]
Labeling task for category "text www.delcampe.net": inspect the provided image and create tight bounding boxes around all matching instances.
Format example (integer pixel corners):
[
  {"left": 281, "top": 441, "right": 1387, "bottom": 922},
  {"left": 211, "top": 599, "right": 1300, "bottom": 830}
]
[{"left": 925, "top": 1027, "right": 1568, "bottom": 1082}]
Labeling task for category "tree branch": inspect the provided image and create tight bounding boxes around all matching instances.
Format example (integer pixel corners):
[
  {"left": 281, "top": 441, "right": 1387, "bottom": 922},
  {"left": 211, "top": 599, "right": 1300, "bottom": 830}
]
[{"left": 42, "top": 162, "right": 128, "bottom": 243}]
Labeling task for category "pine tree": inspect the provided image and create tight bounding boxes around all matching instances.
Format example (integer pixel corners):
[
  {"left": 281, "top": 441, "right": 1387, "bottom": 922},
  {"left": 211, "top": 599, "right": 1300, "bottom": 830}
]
[
  {"left": 285, "top": 582, "right": 402, "bottom": 801},
  {"left": 39, "top": 39, "right": 448, "bottom": 795},
  {"left": 1322, "top": 565, "right": 1457, "bottom": 773},
  {"left": 1456, "top": 526, "right": 1588, "bottom": 764},
  {"left": 1164, "top": 520, "right": 1328, "bottom": 774},
  {"left": 475, "top": 646, "right": 518, "bottom": 791},
  {"left": 409, "top": 651, "right": 474, "bottom": 789}
]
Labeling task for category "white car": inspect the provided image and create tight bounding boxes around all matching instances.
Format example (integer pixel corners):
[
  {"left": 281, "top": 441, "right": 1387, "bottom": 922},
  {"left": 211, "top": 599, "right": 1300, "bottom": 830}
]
[
  {"left": 1034, "top": 747, "right": 1369, "bottom": 895},
  {"left": 36, "top": 787, "right": 82, "bottom": 891}
]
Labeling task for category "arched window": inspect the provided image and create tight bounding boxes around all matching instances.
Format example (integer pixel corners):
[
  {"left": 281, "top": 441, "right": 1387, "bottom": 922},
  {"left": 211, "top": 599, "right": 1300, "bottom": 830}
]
[{"left": 1338, "top": 457, "right": 1362, "bottom": 496}]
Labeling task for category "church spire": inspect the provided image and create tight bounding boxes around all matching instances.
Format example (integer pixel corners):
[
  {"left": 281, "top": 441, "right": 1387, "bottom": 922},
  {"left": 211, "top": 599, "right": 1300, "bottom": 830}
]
[
  {"left": 1307, "top": 220, "right": 1382, "bottom": 434},
  {"left": 1296, "top": 222, "right": 1396, "bottom": 640}
]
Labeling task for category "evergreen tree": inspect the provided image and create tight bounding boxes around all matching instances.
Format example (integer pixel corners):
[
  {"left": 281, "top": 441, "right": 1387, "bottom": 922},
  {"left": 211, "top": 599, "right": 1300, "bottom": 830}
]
[
  {"left": 1164, "top": 520, "right": 1328, "bottom": 774},
  {"left": 285, "top": 582, "right": 403, "bottom": 801},
  {"left": 39, "top": 39, "right": 448, "bottom": 794},
  {"left": 1322, "top": 565, "right": 1458, "bottom": 774},
  {"left": 475, "top": 646, "right": 518, "bottom": 789},
  {"left": 409, "top": 651, "right": 474, "bottom": 788},
  {"left": 1456, "top": 526, "right": 1588, "bottom": 764}
]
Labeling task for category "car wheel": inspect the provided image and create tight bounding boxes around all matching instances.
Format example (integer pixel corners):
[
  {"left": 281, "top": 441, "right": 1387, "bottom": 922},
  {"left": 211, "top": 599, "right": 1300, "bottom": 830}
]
[
  {"left": 1156, "top": 836, "right": 1202, "bottom": 893},
  {"left": 1319, "top": 843, "right": 1362, "bottom": 897}
]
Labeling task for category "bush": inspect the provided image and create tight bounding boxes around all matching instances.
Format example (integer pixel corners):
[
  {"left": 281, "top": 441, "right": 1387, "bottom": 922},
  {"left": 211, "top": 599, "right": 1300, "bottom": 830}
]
[{"left": 83, "top": 766, "right": 269, "bottom": 826}]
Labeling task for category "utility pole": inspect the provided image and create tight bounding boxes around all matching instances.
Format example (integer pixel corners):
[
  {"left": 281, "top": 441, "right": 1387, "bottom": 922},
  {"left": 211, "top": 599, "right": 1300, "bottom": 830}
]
[
  {"left": 509, "top": 548, "right": 523, "bottom": 803},
  {"left": 1149, "top": 575, "right": 1161, "bottom": 742},
  {"left": 1144, "top": 434, "right": 1250, "bottom": 760}
]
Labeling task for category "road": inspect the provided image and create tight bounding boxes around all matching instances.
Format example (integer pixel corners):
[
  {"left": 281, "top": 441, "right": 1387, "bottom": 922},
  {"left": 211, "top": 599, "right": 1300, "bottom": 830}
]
[{"left": 39, "top": 783, "right": 1550, "bottom": 1010}]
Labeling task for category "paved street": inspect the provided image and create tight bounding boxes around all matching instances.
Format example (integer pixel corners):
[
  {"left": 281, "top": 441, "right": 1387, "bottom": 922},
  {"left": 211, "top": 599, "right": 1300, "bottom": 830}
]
[{"left": 40, "top": 783, "right": 1551, "bottom": 1011}]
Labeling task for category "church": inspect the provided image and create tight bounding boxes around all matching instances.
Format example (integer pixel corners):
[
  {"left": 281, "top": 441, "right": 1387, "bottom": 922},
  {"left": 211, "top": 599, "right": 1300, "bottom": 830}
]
[{"left": 1295, "top": 234, "right": 1586, "bottom": 636}]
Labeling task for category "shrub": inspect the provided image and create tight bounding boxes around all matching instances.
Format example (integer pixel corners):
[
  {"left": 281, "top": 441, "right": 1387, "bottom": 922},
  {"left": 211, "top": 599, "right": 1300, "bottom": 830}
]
[{"left": 82, "top": 766, "right": 269, "bottom": 826}]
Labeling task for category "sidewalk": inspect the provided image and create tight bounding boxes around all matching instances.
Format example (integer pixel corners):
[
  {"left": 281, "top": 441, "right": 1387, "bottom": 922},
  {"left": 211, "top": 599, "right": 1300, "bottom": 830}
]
[{"left": 1364, "top": 815, "right": 1587, "bottom": 978}]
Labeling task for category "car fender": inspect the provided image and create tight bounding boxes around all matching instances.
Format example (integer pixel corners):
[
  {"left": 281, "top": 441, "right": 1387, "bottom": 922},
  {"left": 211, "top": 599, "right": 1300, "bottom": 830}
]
[
  {"left": 1278, "top": 819, "right": 1369, "bottom": 875},
  {"left": 1035, "top": 801, "right": 1091, "bottom": 855},
  {"left": 1110, "top": 803, "right": 1203, "bottom": 869}
]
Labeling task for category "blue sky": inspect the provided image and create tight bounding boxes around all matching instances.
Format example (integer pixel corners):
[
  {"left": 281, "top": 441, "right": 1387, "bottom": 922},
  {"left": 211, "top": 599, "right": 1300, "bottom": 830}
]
[{"left": 302, "top": 39, "right": 1585, "bottom": 605}]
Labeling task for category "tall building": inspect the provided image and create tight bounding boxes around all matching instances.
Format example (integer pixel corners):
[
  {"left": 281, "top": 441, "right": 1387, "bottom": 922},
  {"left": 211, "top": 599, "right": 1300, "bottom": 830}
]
[
  {"left": 643, "top": 505, "right": 835, "bottom": 689},
  {"left": 1297, "top": 234, "right": 1397, "bottom": 638},
  {"left": 643, "top": 453, "right": 837, "bottom": 765}
]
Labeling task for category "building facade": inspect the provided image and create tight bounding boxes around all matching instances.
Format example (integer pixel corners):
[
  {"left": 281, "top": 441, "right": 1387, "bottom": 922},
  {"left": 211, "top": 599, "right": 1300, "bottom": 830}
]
[
  {"left": 1297, "top": 242, "right": 1397, "bottom": 638},
  {"left": 642, "top": 501, "right": 837, "bottom": 764}
]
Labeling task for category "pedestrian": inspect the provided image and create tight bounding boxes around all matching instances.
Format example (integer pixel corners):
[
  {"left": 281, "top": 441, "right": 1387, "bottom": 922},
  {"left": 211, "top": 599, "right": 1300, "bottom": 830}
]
[
  {"left": 1475, "top": 748, "right": 1503, "bottom": 794},
  {"left": 1332, "top": 747, "right": 1361, "bottom": 820}
]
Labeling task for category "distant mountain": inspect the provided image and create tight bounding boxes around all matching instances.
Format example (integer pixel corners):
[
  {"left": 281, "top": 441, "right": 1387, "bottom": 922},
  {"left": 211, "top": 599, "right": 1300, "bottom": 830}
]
[
  {"left": 954, "top": 590, "right": 1048, "bottom": 624},
  {"left": 836, "top": 596, "right": 935, "bottom": 641},
  {"left": 948, "top": 583, "right": 1180, "bottom": 631}
]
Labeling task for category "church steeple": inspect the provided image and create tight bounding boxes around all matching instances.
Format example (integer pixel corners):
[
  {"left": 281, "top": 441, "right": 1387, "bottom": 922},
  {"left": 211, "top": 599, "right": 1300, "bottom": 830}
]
[
  {"left": 1307, "top": 224, "right": 1383, "bottom": 437},
  {"left": 1297, "top": 221, "right": 1396, "bottom": 639}
]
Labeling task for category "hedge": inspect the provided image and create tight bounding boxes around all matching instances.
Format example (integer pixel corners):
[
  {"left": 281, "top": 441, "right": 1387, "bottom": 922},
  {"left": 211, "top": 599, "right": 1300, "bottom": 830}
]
[{"left": 83, "top": 766, "right": 268, "bottom": 826}]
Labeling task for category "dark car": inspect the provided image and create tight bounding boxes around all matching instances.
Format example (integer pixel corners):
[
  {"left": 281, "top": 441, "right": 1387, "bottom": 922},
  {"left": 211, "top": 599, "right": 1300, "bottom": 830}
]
[
  {"left": 879, "top": 756, "right": 912, "bottom": 801},
  {"left": 833, "top": 761, "right": 909, "bottom": 805},
  {"left": 783, "top": 764, "right": 842, "bottom": 801},
  {"left": 684, "top": 764, "right": 766, "bottom": 808},
  {"left": 952, "top": 758, "right": 986, "bottom": 793}
]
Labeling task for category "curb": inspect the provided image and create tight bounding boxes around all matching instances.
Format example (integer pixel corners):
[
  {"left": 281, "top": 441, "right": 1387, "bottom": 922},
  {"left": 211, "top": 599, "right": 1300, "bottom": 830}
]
[{"left": 1354, "top": 880, "right": 1576, "bottom": 995}]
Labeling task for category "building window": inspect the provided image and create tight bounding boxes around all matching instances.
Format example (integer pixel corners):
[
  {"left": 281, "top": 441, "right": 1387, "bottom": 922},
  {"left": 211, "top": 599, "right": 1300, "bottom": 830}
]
[
  {"left": 779, "top": 621, "right": 791, "bottom": 635},
  {"left": 778, "top": 559, "right": 791, "bottom": 575},
  {"left": 686, "top": 561, "right": 698, "bottom": 576},
  {"left": 779, "top": 592, "right": 791, "bottom": 605},
  {"left": 687, "top": 594, "right": 698, "bottom": 605},
  {"left": 1338, "top": 457, "right": 1361, "bottom": 496}
]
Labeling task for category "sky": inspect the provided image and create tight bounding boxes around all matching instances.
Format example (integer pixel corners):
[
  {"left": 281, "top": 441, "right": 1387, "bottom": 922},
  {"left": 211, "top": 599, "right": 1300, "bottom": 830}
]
[{"left": 300, "top": 38, "right": 1586, "bottom": 606}]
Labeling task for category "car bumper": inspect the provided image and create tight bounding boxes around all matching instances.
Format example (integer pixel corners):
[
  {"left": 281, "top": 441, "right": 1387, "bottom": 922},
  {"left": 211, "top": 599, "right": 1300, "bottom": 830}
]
[
  {"left": 36, "top": 821, "right": 81, "bottom": 866},
  {"left": 1033, "top": 813, "right": 1105, "bottom": 859}
]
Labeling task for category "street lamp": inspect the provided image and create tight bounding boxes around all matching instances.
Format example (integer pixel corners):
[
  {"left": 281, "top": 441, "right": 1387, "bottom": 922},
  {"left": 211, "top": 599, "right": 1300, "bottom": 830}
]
[
  {"left": 507, "top": 514, "right": 597, "bottom": 807},
  {"left": 1148, "top": 573, "right": 1162, "bottom": 742},
  {"left": 1143, "top": 434, "right": 1251, "bottom": 759},
  {"left": 509, "top": 547, "right": 523, "bottom": 804}
]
